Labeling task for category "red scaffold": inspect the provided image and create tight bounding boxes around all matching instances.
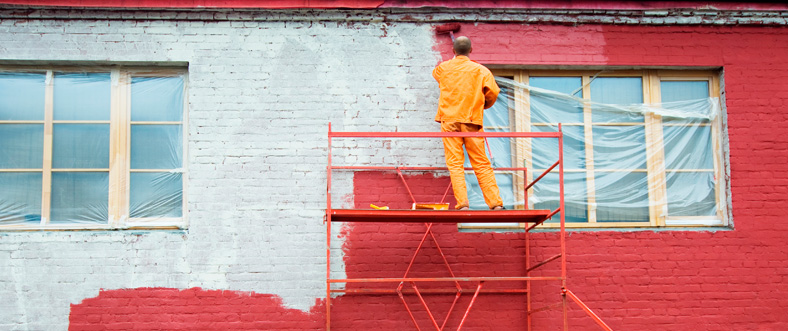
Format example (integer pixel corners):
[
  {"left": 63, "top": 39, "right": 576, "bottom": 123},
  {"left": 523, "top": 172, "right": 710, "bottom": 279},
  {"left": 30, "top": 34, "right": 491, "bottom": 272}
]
[{"left": 325, "top": 123, "right": 613, "bottom": 331}]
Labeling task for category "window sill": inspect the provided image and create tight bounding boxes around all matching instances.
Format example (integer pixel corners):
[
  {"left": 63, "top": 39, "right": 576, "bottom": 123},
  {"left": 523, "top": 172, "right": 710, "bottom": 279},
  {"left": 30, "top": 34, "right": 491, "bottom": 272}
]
[
  {"left": 0, "top": 219, "right": 187, "bottom": 231},
  {"left": 459, "top": 218, "right": 728, "bottom": 232}
]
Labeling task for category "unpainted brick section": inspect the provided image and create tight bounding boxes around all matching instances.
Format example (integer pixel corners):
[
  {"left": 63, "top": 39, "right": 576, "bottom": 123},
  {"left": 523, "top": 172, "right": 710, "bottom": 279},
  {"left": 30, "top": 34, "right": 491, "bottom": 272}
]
[{"left": 0, "top": 14, "right": 443, "bottom": 330}]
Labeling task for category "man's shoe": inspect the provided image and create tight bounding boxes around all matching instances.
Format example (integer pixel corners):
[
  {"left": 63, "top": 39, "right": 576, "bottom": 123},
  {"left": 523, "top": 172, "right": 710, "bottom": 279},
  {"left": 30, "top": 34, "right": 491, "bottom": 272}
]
[
  {"left": 458, "top": 206, "right": 470, "bottom": 211},
  {"left": 492, "top": 206, "right": 505, "bottom": 210}
]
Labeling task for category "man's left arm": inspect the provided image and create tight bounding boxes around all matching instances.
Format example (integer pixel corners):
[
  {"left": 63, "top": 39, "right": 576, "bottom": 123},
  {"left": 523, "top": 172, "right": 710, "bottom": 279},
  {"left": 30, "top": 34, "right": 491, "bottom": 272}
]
[
  {"left": 482, "top": 71, "right": 500, "bottom": 109},
  {"left": 432, "top": 65, "right": 443, "bottom": 82}
]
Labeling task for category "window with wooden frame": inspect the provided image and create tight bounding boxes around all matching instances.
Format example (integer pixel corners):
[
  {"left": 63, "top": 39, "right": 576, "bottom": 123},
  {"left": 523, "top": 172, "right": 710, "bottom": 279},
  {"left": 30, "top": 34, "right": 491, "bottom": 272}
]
[
  {"left": 0, "top": 66, "right": 188, "bottom": 230},
  {"left": 461, "top": 69, "right": 727, "bottom": 229}
]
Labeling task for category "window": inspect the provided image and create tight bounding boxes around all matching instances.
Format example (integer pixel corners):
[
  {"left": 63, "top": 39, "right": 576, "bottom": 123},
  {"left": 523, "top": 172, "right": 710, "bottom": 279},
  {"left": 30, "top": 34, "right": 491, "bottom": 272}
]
[
  {"left": 0, "top": 67, "right": 187, "bottom": 230},
  {"left": 462, "top": 70, "right": 727, "bottom": 229}
]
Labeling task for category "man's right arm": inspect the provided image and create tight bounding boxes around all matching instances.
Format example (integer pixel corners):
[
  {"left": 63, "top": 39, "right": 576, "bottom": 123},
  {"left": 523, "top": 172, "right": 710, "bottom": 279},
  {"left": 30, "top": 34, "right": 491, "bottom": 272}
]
[{"left": 482, "top": 71, "right": 500, "bottom": 109}]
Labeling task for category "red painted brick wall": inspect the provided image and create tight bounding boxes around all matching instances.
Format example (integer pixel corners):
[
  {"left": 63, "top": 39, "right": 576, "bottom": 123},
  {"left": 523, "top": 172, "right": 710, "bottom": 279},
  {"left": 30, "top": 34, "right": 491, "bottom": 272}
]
[
  {"left": 356, "top": 24, "right": 788, "bottom": 330},
  {"left": 70, "top": 288, "right": 326, "bottom": 330},
  {"left": 70, "top": 24, "right": 788, "bottom": 330}
]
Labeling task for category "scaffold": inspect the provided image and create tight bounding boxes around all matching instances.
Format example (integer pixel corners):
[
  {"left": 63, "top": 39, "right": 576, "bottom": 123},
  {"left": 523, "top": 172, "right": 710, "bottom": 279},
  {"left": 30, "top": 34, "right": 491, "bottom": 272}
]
[{"left": 325, "top": 123, "right": 613, "bottom": 331}]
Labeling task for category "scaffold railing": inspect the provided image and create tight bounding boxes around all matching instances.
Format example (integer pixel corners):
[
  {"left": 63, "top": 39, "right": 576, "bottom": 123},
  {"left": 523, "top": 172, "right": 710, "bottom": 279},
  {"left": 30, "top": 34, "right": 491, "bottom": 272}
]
[{"left": 325, "top": 122, "right": 612, "bottom": 331}]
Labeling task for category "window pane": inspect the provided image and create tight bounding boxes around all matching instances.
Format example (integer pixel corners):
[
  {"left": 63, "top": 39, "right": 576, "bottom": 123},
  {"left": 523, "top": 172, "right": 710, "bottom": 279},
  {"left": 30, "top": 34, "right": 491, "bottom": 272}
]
[
  {"left": 130, "top": 172, "right": 183, "bottom": 218},
  {"left": 661, "top": 81, "right": 710, "bottom": 124},
  {"left": 487, "top": 134, "right": 513, "bottom": 168},
  {"left": 0, "top": 124, "right": 44, "bottom": 169},
  {"left": 0, "top": 172, "right": 42, "bottom": 224},
  {"left": 131, "top": 77, "right": 184, "bottom": 122},
  {"left": 534, "top": 172, "right": 587, "bottom": 223},
  {"left": 0, "top": 72, "right": 46, "bottom": 121},
  {"left": 662, "top": 81, "right": 716, "bottom": 217},
  {"left": 532, "top": 125, "right": 585, "bottom": 169},
  {"left": 591, "top": 77, "right": 644, "bottom": 123},
  {"left": 530, "top": 77, "right": 582, "bottom": 96},
  {"left": 50, "top": 172, "right": 108, "bottom": 224},
  {"left": 53, "top": 73, "right": 111, "bottom": 121},
  {"left": 663, "top": 124, "right": 713, "bottom": 169},
  {"left": 592, "top": 125, "right": 647, "bottom": 170},
  {"left": 466, "top": 173, "right": 514, "bottom": 210},
  {"left": 661, "top": 81, "right": 709, "bottom": 102},
  {"left": 131, "top": 124, "right": 183, "bottom": 169},
  {"left": 484, "top": 84, "right": 511, "bottom": 128},
  {"left": 530, "top": 77, "right": 583, "bottom": 123},
  {"left": 52, "top": 124, "right": 110, "bottom": 169},
  {"left": 666, "top": 172, "right": 717, "bottom": 217},
  {"left": 463, "top": 132, "right": 512, "bottom": 169},
  {"left": 591, "top": 77, "right": 643, "bottom": 103},
  {"left": 595, "top": 172, "right": 649, "bottom": 222}
]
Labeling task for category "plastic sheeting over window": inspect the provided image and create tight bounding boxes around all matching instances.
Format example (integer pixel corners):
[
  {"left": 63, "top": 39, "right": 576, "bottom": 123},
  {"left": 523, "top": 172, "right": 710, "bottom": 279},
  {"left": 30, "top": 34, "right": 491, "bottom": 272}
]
[
  {"left": 465, "top": 75, "right": 724, "bottom": 226},
  {"left": 129, "top": 76, "right": 185, "bottom": 221},
  {"left": 0, "top": 70, "right": 186, "bottom": 229},
  {"left": 0, "top": 72, "right": 46, "bottom": 225}
]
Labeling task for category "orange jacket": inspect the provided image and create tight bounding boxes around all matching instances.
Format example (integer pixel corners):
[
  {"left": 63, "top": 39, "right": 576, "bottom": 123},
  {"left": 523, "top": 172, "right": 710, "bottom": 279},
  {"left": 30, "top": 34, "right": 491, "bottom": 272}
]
[{"left": 432, "top": 55, "right": 500, "bottom": 126}]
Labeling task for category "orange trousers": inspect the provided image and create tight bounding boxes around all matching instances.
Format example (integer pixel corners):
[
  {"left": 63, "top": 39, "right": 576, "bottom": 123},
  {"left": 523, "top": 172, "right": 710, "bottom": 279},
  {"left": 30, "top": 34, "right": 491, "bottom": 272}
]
[{"left": 441, "top": 122, "right": 503, "bottom": 209}]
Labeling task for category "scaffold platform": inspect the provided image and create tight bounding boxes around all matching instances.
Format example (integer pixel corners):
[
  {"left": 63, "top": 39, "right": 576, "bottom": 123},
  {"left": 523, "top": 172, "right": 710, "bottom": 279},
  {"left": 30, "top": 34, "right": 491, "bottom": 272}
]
[{"left": 328, "top": 209, "right": 552, "bottom": 224}]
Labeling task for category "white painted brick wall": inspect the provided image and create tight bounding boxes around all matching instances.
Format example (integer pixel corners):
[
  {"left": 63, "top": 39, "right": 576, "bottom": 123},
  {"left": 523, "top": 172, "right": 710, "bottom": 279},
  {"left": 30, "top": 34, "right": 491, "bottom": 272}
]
[{"left": 0, "top": 12, "right": 445, "bottom": 330}]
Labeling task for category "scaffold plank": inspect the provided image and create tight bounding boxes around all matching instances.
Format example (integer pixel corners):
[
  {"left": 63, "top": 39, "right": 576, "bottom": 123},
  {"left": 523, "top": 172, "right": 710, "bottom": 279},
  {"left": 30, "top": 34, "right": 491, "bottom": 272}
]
[{"left": 329, "top": 209, "right": 552, "bottom": 223}]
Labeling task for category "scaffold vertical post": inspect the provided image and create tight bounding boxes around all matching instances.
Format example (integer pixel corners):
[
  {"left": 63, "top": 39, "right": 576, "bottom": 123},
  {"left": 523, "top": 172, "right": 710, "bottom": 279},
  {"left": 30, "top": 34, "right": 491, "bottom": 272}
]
[
  {"left": 526, "top": 224, "right": 532, "bottom": 331},
  {"left": 559, "top": 123, "right": 568, "bottom": 331},
  {"left": 524, "top": 167, "right": 529, "bottom": 209},
  {"left": 524, "top": 154, "right": 530, "bottom": 331},
  {"left": 326, "top": 122, "right": 332, "bottom": 331}
]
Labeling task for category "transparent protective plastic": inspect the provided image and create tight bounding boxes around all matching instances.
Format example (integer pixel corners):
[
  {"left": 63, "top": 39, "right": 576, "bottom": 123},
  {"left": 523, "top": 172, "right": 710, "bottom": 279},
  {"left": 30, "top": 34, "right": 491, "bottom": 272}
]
[
  {"left": 0, "top": 71, "right": 185, "bottom": 227},
  {"left": 465, "top": 77, "right": 721, "bottom": 223},
  {"left": 129, "top": 76, "right": 185, "bottom": 223}
]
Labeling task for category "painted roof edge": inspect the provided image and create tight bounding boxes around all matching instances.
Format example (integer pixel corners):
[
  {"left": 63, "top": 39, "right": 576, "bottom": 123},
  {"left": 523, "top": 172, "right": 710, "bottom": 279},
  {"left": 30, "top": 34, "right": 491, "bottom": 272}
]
[{"left": 0, "top": 0, "right": 787, "bottom": 11}]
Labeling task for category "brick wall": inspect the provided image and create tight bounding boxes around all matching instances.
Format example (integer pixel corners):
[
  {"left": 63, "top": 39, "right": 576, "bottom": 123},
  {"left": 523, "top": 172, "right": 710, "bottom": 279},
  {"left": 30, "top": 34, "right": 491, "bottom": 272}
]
[
  {"left": 0, "top": 13, "right": 442, "bottom": 330},
  {"left": 2, "top": 7, "right": 788, "bottom": 331}
]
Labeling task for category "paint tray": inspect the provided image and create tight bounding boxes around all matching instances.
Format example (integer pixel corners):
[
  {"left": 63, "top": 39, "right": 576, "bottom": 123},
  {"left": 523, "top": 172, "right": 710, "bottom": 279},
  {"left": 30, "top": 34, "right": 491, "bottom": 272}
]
[{"left": 412, "top": 203, "right": 450, "bottom": 210}]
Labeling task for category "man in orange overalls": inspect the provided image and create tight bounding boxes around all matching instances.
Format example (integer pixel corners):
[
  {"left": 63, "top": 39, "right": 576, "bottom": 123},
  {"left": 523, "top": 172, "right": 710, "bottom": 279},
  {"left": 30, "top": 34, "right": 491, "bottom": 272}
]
[{"left": 433, "top": 36, "right": 504, "bottom": 210}]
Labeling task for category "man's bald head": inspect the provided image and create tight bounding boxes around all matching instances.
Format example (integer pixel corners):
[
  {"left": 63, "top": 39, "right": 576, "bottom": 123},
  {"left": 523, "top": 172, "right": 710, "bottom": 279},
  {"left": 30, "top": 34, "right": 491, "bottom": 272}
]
[{"left": 453, "top": 36, "right": 472, "bottom": 56}]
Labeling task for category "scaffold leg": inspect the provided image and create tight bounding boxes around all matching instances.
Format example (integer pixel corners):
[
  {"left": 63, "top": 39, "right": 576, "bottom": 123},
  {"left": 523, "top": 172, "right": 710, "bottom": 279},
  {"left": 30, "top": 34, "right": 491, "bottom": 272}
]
[
  {"left": 563, "top": 292, "right": 568, "bottom": 331},
  {"left": 525, "top": 228, "right": 531, "bottom": 331}
]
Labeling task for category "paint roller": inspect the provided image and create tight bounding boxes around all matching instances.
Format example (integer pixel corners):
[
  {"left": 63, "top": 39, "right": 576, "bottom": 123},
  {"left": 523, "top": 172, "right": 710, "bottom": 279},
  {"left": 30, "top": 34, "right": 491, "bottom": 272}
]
[{"left": 434, "top": 23, "right": 461, "bottom": 42}]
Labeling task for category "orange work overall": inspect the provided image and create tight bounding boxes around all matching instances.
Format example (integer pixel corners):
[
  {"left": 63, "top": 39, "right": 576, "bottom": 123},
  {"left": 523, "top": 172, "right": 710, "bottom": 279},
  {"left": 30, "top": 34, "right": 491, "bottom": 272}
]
[
  {"left": 441, "top": 122, "right": 503, "bottom": 209},
  {"left": 433, "top": 55, "right": 503, "bottom": 209}
]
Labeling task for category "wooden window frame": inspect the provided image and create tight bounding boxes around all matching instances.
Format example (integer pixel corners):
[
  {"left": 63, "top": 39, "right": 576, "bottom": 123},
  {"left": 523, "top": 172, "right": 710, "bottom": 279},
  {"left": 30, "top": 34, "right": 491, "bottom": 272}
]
[
  {"left": 0, "top": 66, "right": 188, "bottom": 231},
  {"left": 467, "top": 69, "right": 728, "bottom": 230}
]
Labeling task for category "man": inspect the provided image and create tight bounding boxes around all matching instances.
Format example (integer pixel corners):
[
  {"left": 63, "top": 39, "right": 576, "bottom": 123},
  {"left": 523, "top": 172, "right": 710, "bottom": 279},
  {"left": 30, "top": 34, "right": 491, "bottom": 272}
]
[{"left": 432, "top": 36, "right": 504, "bottom": 211}]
